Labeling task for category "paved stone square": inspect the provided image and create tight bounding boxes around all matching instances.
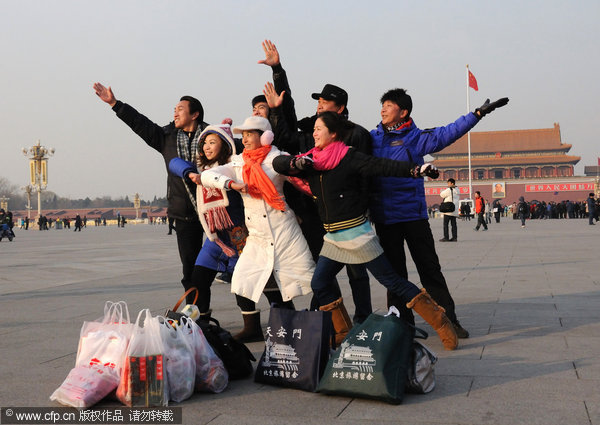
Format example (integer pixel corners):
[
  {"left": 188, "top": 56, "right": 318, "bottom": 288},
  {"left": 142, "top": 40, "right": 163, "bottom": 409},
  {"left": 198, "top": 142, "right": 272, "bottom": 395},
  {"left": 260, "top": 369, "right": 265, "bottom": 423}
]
[{"left": 1, "top": 216, "right": 599, "bottom": 424}]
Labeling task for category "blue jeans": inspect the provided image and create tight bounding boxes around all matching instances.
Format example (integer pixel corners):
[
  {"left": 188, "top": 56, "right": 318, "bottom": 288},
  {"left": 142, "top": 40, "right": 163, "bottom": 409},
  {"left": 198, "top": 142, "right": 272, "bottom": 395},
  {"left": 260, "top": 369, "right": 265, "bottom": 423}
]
[{"left": 312, "top": 254, "right": 420, "bottom": 307}]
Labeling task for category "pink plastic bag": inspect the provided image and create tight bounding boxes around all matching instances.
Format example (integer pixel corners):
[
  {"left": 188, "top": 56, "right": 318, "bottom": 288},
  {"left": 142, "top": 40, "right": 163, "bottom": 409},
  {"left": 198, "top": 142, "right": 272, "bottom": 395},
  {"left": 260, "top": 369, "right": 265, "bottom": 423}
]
[{"left": 50, "top": 364, "right": 118, "bottom": 409}]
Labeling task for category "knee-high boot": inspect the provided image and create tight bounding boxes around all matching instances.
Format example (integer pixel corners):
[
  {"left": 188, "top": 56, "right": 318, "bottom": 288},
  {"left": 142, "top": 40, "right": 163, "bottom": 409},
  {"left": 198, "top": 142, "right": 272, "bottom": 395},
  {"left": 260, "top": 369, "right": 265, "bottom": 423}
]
[
  {"left": 407, "top": 289, "right": 458, "bottom": 350},
  {"left": 233, "top": 310, "right": 264, "bottom": 343},
  {"left": 320, "top": 297, "right": 353, "bottom": 345}
]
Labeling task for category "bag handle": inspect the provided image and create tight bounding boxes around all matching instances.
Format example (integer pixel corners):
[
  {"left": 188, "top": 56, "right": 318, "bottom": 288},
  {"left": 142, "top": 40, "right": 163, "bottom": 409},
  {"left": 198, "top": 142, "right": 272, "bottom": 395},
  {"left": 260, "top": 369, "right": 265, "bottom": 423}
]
[
  {"left": 172, "top": 287, "right": 199, "bottom": 312},
  {"left": 385, "top": 306, "right": 429, "bottom": 339},
  {"left": 102, "top": 301, "right": 131, "bottom": 324}
]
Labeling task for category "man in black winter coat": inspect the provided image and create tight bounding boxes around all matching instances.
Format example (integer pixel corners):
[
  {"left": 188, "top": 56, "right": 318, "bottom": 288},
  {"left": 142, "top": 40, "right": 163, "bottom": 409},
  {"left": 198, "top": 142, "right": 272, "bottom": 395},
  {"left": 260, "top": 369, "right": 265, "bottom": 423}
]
[{"left": 93, "top": 82, "right": 206, "bottom": 303}]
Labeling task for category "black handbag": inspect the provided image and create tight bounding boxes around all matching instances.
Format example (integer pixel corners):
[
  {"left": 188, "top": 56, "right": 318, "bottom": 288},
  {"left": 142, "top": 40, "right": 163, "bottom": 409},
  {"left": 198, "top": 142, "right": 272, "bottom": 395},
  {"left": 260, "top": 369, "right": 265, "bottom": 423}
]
[
  {"left": 197, "top": 317, "right": 256, "bottom": 380},
  {"left": 165, "top": 288, "right": 256, "bottom": 380},
  {"left": 439, "top": 188, "right": 455, "bottom": 212},
  {"left": 254, "top": 307, "right": 333, "bottom": 392}
]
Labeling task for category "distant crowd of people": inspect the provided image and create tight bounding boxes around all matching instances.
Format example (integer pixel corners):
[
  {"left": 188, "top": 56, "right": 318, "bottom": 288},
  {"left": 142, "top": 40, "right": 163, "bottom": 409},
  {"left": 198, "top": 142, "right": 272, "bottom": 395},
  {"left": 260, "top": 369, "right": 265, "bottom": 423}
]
[{"left": 429, "top": 197, "right": 599, "bottom": 221}]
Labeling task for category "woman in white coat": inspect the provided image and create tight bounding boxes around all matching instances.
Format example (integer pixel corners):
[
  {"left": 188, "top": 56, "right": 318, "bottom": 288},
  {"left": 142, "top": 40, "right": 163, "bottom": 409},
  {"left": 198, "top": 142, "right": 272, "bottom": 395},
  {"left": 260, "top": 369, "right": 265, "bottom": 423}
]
[
  {"left": 201, "top": 116, "right": 314, "bottom": 338},
  {"left": 439, "top": 178, "right": 460, "bottom": 242}
]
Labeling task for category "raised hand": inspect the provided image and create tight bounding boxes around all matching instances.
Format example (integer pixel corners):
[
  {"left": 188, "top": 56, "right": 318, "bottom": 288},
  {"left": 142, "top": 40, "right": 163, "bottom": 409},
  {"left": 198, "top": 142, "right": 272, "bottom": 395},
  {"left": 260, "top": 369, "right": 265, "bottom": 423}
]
[
  {"left": 257, "top": 39, "right": 280, "bottom": 67},
  {"left": 93, "top": 82, "right": 117, "bottom": 107},
  {"left": 263, "top": 82, "right": 285, "bottom": 109},
  {"left": 475, "top": 97, "right": 509, "bottom": 118}
]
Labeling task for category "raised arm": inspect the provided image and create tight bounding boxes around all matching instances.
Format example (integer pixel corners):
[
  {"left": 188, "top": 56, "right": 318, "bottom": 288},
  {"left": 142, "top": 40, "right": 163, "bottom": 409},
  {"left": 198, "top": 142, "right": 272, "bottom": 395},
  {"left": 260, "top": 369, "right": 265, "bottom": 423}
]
[
  {"left": 93, "top": 82, "right": 117, "bottom": 107},
  {"left": 92, "top": 82, "right": 167, "bottom": 152},
  {"left": 258, "top": 40, "right": 298, "bottom": 138}
]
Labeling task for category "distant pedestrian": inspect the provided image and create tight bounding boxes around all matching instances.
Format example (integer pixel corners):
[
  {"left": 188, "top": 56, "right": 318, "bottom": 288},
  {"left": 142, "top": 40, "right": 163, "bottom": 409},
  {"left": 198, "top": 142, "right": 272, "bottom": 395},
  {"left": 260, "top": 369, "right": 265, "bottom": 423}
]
[
  {"left": 74, "top": 214, "right": 82, "bottom": 232},
  {"left": 439, "top": 178, "right": 459, "bottom": 242},
  {"left": 587, "top": 193, "right": 597, "bottom": 225},
  {"left": 168, "top": 216, "right": 175, "bottom": 235},
  {"left": 492, "top": 199, "right": 502, "bottom": 223},
  {"left": 517, "top": 196, "right": 528, "bottom": 228},
  {"left": 474, "top": 191, "right": 488, "bottom": 231}
]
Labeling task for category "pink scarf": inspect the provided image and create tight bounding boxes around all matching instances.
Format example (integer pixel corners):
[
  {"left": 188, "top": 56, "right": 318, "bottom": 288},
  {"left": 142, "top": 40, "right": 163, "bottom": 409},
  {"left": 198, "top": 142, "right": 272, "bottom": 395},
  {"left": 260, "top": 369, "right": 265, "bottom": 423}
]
[{"left": 303, "top": 141, "right": 349, "bottom": 171}]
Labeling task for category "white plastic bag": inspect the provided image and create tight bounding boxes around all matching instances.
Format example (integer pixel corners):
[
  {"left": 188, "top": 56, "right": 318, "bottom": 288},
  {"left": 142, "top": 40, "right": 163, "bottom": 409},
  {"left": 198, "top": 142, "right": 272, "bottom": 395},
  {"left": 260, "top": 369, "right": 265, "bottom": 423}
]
[
  {"left": 76, "top": 301, "right": 133, "bottom": 375},
  {"left": 158, "top": 318, "right": 196, "bottom": 402},
  {"left": 179, "top": 317, "right": 228, "bottom": 393},
  {"left": 116, "top": 309, "right": 168, "bottom": 407},
  {"left": 51, "top": 301, "right": 133, "bottom": 409}
]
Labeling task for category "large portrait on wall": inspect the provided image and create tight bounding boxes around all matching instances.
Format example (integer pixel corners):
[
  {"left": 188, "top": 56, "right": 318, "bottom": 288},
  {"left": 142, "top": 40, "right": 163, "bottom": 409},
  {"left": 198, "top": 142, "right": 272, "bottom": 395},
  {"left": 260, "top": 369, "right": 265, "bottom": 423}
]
[{"left": 492, "top": 182, "right": 506, "bottom": 198}]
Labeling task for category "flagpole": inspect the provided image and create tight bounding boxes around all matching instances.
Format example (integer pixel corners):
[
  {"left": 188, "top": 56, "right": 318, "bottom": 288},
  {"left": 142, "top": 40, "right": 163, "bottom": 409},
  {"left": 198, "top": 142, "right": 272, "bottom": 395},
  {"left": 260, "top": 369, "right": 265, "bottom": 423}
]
[{"left": 466, "top": 64, "right": 472, "bottom": 201}]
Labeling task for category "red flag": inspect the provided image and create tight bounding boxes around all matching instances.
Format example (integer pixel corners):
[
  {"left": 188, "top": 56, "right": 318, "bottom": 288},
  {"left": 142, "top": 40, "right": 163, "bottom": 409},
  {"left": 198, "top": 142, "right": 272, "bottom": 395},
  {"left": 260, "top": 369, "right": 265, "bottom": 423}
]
[
  {"left": 598, "top": 157, "right": 600, "bottom": 166},
  {"left": 468, "top": 70, "right": 478, "bottom": 91}
]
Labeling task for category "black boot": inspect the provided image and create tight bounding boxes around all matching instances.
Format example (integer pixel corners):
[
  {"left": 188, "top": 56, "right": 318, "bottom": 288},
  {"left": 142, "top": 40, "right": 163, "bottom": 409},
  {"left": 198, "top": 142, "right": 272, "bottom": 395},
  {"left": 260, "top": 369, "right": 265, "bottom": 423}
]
[
  {"left": 452, "top": 320, "right": 470, "bottom": 338},
  {"left": 233, "top": 310, "right": 264, "bottom": 343}
]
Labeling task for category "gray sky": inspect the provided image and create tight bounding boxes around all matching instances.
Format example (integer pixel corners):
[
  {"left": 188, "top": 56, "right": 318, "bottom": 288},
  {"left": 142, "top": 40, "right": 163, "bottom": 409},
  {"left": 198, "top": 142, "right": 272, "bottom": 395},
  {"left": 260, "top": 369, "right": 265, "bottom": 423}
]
[{"left": 1, "top": 0, "right": 598, "bottom": 200}]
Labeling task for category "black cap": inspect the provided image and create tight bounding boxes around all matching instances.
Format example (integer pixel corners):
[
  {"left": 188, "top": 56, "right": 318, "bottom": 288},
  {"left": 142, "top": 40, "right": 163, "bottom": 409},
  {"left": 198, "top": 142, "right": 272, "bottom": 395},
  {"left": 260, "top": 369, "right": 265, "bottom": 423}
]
[{"left": 311, "top": 84, "right": 348, "bottom": 106}]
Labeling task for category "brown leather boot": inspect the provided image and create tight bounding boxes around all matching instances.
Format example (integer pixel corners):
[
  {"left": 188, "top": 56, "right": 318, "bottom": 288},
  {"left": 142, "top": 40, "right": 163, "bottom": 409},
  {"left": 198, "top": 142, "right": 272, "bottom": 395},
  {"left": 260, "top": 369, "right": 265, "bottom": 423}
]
[
  {"left": 407, "top": 289, "right": 458, "bottom": 350},
  {"left": 320, "top": 297, "right": 353, "bottom": 345},
  {"left": 233, "top": 310, "right": 264, "bottom": 343}
]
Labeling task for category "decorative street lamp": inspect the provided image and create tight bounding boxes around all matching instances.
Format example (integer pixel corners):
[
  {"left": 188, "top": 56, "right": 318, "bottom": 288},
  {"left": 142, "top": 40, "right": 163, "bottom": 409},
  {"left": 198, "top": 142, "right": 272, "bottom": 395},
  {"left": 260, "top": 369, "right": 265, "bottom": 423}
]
[
  {"left": 21, "top": 185, "right": 34, "bottom": 219},
  {"left": 0, "top": 196, "right": 8, "bottom": 211},
  {"left": 22, "top": 140, "right": 54, "bottom": 219},
  {"left": 133, "top": 193, "right": 141, "bottom": 220}
]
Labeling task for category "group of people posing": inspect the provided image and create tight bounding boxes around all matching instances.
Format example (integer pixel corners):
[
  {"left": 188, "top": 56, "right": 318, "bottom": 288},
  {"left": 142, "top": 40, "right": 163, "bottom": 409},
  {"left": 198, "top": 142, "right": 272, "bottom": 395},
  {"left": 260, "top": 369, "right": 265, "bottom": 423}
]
[{"left": 93, "top": 40, "right": 509, "bottom": 351}]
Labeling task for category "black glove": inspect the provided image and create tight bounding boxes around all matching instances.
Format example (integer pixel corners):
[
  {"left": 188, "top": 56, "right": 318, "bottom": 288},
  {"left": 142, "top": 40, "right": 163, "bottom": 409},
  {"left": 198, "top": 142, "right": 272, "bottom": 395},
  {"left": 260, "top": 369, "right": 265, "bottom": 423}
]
[
  {"left": 291, "top": 155, "right": 314, "bottom": 171},
  {"left": 412, "top": 163, "right": 439, "bottom": 179},
  {"left": 475, "top": 97, "right": 509, "bottom": 118}
]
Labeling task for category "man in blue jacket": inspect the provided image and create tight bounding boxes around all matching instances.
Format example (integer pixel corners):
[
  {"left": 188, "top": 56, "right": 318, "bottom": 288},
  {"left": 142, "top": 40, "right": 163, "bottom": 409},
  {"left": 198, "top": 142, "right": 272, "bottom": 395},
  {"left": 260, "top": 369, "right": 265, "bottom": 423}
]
[{"left": 370, "top": 88, "right": 508, "bottom": 338}]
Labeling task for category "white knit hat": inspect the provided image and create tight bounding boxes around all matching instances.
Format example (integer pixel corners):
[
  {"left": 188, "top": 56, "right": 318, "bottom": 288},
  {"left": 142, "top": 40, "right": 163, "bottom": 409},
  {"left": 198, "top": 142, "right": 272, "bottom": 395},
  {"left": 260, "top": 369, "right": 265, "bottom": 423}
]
[{"left": 232, "top": 116, "right": 274, "bottom": 146}]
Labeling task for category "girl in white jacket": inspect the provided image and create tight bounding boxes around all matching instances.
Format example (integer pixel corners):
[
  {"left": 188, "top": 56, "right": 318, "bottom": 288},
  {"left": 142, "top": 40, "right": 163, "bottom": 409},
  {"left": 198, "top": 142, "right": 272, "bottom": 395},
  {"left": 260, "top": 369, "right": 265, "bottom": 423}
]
[{"left": 201, "top": 116, "right": 314, "bottom": 340}]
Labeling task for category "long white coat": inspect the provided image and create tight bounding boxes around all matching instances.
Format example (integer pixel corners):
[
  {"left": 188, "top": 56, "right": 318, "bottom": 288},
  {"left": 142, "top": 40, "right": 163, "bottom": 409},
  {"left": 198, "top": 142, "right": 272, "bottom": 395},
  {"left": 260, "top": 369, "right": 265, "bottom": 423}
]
[
  {"left": 201, "top": 146, "right": 314, "bottom": 303},
  {"left": 440, "top": 186, "right": 460, "bottom": 217}
]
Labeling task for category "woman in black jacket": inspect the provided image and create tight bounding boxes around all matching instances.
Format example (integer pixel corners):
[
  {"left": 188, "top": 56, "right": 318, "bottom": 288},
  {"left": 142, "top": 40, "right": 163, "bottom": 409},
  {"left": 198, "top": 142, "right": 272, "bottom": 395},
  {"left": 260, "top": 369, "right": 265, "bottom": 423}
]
[{"left": 273, "top": 112, "right": 458, "bottom": 349}]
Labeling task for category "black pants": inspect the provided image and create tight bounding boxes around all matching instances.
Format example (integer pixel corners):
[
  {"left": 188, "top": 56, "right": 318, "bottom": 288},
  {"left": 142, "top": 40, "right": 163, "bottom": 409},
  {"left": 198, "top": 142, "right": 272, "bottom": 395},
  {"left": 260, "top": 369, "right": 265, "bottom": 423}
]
[
  {"left": 475, "top": 212, "right": 488, "bottom": 230},
  {"left": 175, "top": 218, "right": 204, "bottom": 298},
  {"left": 375, "top": 219, "right": 458, "bottom": 325},
  {"left": 189, "top": 265, "right": 218, "bottom": 313},
  {"left": 442, "top": 215, "right": 457, "bottom": 240},
  {"left": 235, "top": 275, "right": 295, "bottom": 312}
]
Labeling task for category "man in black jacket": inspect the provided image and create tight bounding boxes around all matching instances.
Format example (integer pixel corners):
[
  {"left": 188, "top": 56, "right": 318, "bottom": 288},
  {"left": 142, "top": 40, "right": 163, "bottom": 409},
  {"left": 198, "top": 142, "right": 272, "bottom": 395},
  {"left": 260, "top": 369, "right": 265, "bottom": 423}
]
[
  {"left": 93, "top": 82, "right": 206, "bottom": 302},
  {"left": 258, "top": 40, "right": 372, "bottom": 324}
]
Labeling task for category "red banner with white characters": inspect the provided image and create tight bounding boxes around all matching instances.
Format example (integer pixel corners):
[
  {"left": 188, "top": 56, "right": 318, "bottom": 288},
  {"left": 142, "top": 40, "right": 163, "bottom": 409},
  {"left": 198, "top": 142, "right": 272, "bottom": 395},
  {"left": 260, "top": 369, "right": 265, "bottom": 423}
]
[
  {"left": 425, "top": 187, "right": 470, "bottom": 195},
  {"left": 525, "top": 183, "right": 594, "bottom": 192}
]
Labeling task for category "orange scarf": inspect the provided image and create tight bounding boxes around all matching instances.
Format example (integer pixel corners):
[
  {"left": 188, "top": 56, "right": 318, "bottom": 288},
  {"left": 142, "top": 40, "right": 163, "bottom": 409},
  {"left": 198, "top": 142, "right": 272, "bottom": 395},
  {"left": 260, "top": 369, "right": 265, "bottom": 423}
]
[{"left": 242, "top": 146, "right": 286, "bottom": 211}]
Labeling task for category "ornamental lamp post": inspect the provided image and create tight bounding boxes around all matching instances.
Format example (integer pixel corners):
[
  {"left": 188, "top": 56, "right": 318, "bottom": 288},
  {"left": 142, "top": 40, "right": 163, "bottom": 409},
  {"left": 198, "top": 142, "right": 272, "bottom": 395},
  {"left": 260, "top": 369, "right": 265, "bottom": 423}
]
[
  {"left": 133, "top": 193, "right": 141, "bottom": 220},
  {"left": 0, "top": 196, "right": 8, "bottom": 211},
  {"left": 21, "top": 185, "right": 33, "bottom": 219},
  {"left": 22, "top": 140, "right": 54, "bottom": 219}
]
